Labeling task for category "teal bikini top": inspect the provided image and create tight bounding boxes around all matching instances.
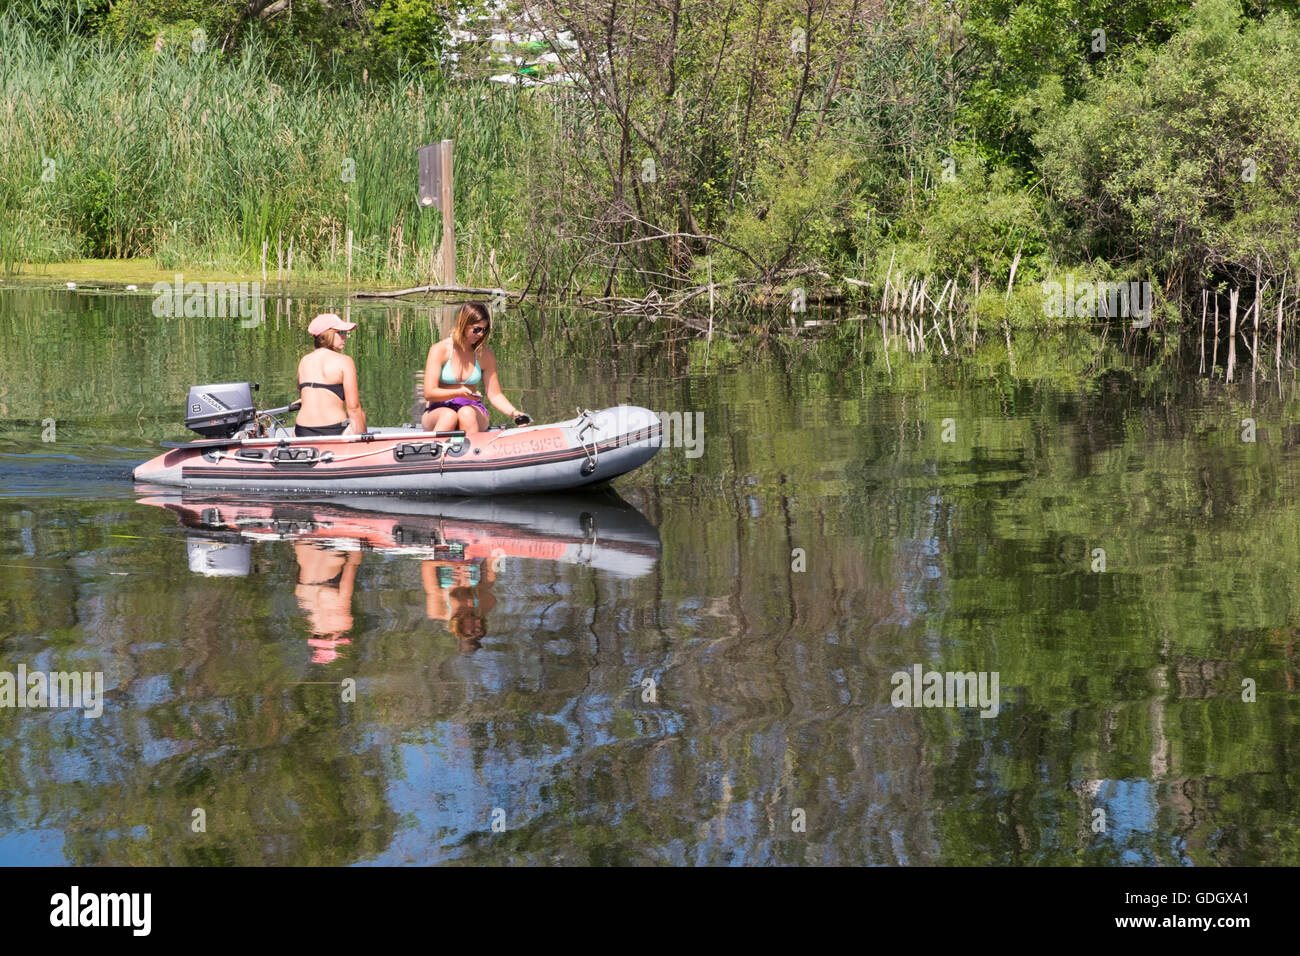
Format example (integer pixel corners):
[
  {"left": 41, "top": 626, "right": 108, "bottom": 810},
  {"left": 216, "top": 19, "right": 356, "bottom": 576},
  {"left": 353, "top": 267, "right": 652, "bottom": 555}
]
[
  {"left": 436, "top": 563, "right": 481, "bottom": 590},
  {"left": 440, "top": 354, "right": 482, "bottom": 386}
]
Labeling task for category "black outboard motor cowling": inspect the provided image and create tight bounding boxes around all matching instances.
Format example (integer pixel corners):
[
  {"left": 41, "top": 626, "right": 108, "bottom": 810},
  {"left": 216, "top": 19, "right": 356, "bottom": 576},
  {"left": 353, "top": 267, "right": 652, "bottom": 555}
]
[{"left": 185, "top": 382, "right": 257, "bottom": 438}]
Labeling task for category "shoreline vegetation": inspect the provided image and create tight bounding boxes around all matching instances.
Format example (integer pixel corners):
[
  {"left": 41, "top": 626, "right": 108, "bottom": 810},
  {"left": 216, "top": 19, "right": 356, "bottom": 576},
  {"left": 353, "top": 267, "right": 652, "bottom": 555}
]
[{"left": 4, "top": 0, "right": 1300, "bottom": 344}]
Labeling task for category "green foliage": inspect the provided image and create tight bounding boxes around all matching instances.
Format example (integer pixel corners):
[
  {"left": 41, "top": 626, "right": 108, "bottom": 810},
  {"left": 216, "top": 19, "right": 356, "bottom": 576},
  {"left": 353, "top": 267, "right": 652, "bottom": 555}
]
[
  {"left": 3, "top": 0, "right": 111, "bottom": 39},
  {"left": 372, "top": 0, "right": 458, "bottom": 72},
  {"left": 1031, "top": 0, "right": 1300, "bottom": 291},
  {"left": 834, "top": 1, "right": 966, "bottom": 209},
  {"left": 255, "top": 0, "right": 385, "bottom": 82},
  {"left": 6, "top": 0, "right": 1300, "bottom": 319},
  {"left": 961, "top": 0, "right": 1190, "bottom": 167},
  {"left": 882, "top": 153, "right": 1047, "bottom": 288},
  {"left": 98, "top": 0, "right": 222, "bottom": 48},
  {"left": 712, "top": 144, "right": 859, "bottom": 280}
]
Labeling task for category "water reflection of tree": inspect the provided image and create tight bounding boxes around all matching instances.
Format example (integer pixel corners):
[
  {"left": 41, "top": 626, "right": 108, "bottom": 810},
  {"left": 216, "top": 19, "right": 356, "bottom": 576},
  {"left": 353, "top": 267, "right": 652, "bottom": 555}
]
[{"left": 0, "top": 535, "right": 399, "bottom": 864}]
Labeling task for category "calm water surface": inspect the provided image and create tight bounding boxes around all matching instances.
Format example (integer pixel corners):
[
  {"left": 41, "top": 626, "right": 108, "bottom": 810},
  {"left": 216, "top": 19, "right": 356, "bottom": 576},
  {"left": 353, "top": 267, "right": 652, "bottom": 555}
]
[{"left": 1, "top": 286, "right": 1297, "bottom": 865}]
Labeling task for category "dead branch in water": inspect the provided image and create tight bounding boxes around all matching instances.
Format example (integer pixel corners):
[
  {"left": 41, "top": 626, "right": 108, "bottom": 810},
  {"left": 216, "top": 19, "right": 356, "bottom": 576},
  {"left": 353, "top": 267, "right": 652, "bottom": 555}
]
[{"left": 353, "top": 285, "right": 521, "bottom": 300}]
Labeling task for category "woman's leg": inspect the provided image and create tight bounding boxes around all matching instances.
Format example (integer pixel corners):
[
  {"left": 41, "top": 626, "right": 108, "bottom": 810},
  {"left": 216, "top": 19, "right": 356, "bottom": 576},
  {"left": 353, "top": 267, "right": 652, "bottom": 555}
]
[
  {"left": 457, "top": 404, "right": 489, "bottom": 434},
  {"left": 421, "top": 406, "right": 459, "bottom": 432}
]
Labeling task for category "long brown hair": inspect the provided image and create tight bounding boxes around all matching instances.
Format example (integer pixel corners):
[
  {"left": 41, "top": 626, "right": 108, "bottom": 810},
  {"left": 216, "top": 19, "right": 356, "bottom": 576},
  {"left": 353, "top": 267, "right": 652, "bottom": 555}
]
[{"left": 451, "top": 301, "right": 491, "bottom": 353}]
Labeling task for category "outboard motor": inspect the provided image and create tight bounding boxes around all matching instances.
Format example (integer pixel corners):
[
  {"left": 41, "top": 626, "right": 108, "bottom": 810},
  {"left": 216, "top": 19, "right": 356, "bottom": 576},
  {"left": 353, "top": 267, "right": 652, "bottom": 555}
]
[
  {"left": 186, "top": 538, "right": 252, "bottom": 577},
  {"left": 185, "top": 382, "right": 258, "bottom": 438}
]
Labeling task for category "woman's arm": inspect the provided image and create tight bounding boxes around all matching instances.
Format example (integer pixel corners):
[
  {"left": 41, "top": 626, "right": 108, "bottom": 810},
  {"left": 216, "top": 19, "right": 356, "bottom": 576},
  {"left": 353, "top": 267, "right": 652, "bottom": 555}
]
[
  {"left": 337, "top": 550, "right": 362, "bottom": 600},
  {"left": 422, "top": 341, "right": 478, "bottom": 403},
  {"left": 480, "top": 349, "right": 521, "bottom": 418},
  {"left": 341, "top": 355, "right": 367, "bottom": 434},
  {"left": 422, "top": 562, "right": 450, "bottom": 621}
]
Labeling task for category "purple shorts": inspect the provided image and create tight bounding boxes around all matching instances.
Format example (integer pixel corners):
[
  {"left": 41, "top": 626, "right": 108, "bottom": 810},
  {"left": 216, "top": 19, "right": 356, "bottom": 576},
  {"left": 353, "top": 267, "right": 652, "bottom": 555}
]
[{"left": 427, "top": 397, "right": 488, "bottom": 420}]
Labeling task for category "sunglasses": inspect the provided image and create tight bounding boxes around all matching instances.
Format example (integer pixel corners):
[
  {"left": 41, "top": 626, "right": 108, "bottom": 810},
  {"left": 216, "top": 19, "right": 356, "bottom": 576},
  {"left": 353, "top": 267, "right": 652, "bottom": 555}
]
[{"left": 469, "top": 325, "right": 489, "bottom": 335}]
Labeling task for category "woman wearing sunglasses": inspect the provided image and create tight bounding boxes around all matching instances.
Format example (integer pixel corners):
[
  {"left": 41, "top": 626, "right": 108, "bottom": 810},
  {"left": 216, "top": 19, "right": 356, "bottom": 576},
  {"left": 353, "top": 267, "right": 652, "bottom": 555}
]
[{"left": 421, "top": 301, "right": 529, "bottom": 434}]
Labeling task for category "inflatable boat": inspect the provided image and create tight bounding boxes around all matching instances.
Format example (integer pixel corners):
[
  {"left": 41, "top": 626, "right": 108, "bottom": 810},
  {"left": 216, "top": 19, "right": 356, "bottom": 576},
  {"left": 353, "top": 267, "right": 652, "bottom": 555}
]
[{"left": 133, "top": 381, "right": 663, "bottom": 495}]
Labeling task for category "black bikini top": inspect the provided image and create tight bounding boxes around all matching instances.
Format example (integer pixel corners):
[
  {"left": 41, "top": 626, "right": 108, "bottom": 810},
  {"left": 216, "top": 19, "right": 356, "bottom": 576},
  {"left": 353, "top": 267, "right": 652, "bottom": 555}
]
[{"left": 298, "top": 381, "right": 346, "bottom": 400}]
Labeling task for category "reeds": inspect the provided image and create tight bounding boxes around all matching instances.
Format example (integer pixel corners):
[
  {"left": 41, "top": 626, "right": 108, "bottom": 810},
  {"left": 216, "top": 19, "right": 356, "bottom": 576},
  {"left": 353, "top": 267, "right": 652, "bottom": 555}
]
[{"left": 0, "top": 15, "right": 529, "bottom": 283}]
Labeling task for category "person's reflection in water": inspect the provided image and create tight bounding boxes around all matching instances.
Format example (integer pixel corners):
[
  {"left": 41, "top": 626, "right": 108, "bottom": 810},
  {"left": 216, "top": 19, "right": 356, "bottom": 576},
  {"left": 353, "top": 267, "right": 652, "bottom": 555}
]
[
  {"left": 422, "top": 550, "right": 497, "bottom": 651},
  {"left": 294, "top": 543, "right": 361, "bottom": 663}
]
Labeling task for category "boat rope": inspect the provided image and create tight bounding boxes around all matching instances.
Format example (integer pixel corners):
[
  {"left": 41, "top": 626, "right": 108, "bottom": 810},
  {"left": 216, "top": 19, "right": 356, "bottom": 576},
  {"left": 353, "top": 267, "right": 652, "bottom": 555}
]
[
  {"left": 208, "top": 442, "right": 439, "bottom": 466},
  {"left": 574, "top": 408, "right": 599, "bottom": 473},
  {"left": 482, "top": 425, "right": 521, "bottom": 449},
  {"left": 320, "top": 445, "right": 399, "bottom": 464},
  {"left": 209, "top": 448, "right": 342, "bottom": 464}
]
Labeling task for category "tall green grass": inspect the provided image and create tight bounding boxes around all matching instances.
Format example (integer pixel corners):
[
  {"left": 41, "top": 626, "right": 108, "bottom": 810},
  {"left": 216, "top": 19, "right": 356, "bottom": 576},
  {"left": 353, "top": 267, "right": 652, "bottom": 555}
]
[{"left": 0, "top": 13, "right": 543, "bottom": 286}]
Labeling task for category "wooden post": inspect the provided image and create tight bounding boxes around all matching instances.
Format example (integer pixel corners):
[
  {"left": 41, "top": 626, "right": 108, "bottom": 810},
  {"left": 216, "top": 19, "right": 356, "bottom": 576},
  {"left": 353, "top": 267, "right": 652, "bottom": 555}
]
[
  {"left": 346, "top": 229, "right": 353, "bottom": 284},
  {"left": 950, "top": 275, "right": 959, "bottom": 336},
  {"left": 1253, "top": 259, "right": 1261, "bottom": 382},
  {"left": 1213, "top": 294, "right": 1219, "bottom": 372},
  {"left": 1278, "top": 272, "right": 1287, "bottom": 377},
  {"left": 261, "top": 240, "right": 267, "bottom": 284},
  {"left": 1006, "top": 239, "right": 1023, "bottom": 301},
  {"left": 1227, "top": 288, "right": 1239, "bottom": 382},
  {"left": 1200, "top": 289, "right": 1207, "bottom": 375},
  {"left": 439, "top": 139, "right": 455, "bottom": 286},
  {"left": 707, "top": 255, "right": 715, "bottom": 325},
  {"left": 935, "top": 279, "right": 951, "bottom": 315},
  {"left": 882, "top": 249, "right": 895, "bottom": 314}
]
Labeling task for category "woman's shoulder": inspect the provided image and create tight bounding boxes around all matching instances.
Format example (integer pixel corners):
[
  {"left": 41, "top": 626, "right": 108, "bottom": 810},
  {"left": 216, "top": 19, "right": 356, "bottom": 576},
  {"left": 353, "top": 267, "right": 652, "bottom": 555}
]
[{"left": 317, "top": 349, "right": 352, "bottom": 375}]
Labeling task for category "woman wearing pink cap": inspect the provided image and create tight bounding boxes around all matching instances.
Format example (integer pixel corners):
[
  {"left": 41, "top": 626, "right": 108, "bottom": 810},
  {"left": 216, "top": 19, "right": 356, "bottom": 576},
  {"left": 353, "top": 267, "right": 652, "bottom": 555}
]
[{"left": 296, "top": 313, "right": 367, "bottom": 437}]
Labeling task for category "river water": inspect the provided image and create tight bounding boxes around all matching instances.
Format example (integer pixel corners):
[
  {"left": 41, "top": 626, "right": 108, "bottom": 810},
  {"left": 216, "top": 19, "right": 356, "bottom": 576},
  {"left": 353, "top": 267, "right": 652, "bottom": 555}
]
[{"left": 0, "top": 285, "right": 1297, "bottom": 865}]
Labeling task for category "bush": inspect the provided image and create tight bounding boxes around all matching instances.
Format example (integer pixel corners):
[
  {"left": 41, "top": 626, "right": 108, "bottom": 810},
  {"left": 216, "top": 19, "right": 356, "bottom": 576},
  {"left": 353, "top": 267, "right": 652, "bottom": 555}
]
[
  {"left": 711, "top": 144, "right": 860, "bottom": 282},
  {"left": 1030, "top": 0, "right": 1300, "bottom": 297},
  {"left": 877, "top": 153, "right": 1047, "bottom": 290}
]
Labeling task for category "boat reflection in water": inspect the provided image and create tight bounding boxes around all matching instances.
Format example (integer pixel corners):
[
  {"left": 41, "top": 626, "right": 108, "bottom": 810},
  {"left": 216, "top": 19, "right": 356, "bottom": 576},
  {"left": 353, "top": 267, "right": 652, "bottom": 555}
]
[{"left": 140, "top": 491, "right": 662, "bottom": 659}]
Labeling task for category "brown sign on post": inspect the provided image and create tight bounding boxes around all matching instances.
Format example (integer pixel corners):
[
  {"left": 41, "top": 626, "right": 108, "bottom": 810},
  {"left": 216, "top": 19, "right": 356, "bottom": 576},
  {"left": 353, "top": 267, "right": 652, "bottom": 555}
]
[
  {"left": 418, "top": 144, "right": 440, "bottom": 209},
  {"left": 438, "top": 140, "right": 455, "bottom": 286},
  {"left": 418, "top": 142, "right": 455, "bottom": 285}
]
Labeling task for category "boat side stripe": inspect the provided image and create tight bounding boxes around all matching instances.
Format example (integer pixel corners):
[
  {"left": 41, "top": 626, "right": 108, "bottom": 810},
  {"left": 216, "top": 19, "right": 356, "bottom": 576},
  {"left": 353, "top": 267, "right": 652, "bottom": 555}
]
[{"left": 181, "top": 424, "right": 663, "bottom": 482}]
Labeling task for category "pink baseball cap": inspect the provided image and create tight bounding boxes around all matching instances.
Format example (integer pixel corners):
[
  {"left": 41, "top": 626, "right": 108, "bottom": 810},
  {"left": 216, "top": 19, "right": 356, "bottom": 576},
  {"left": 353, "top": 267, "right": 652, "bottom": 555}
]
[{"left": 308, "top": 313, "right": 357, "bottom": 336}]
